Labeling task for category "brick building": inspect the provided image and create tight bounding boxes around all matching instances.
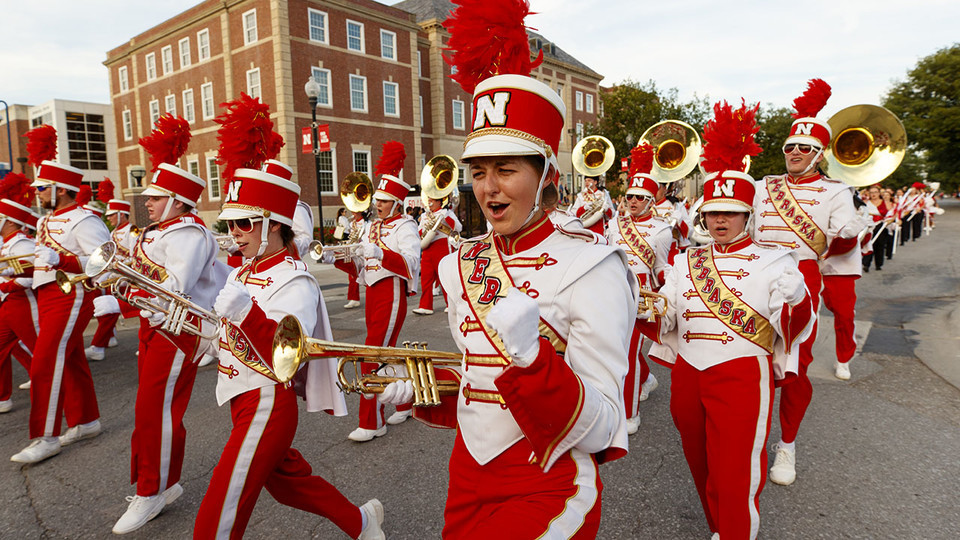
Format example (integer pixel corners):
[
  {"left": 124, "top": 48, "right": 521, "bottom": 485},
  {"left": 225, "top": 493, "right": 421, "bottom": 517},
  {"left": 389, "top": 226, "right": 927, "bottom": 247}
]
[{"left": 104, "top": 0, "right": 602, "bottom": 227}]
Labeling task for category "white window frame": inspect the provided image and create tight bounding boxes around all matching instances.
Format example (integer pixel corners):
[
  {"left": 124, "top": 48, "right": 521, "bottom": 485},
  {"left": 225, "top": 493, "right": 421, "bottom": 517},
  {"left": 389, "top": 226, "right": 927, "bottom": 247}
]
[
  {"left": 161, "top": 45, "right": 173, "bottom": 75},
  {"left": 164, "top": 94, "right": 177, "bottom": 115},
  {"left": 586, "top": 93, "right": 594, "bottom": 114},
  {"left": 383, "top": 81, "right": 399, "bottom": 117},
  {"left": 179, "top": 37, "right": 191, "bottom": 68},
  {"left": 346, "top": 20, "right": 364, "bottom": 53},
  {"left": 242, "top": 9, "right": 258, "bottom": 45},
  {"left": 246, "top": 68, "right": 261, "bottom": 99},
  {"left": 352, "top": 150, "right": 371, "bottom": 176},
  {"left": 207, "top": 157, "right": 221, "bottom": 200},
  {"left": 419, "top": 95, "right": 424, "bottom": 127},
  {"left": 148, "top": 99, "right": 160, "bottom": 125},
  {"left": 452, "top": 99, "right": 465, "bottom": 131},
  {"left": 118, "top": 66, "right": 129, "bottom": 92},
  {"left": 197, "top": 29, "right": 210, "bottom": 61},
  {"left": 417, "top": 50, "right": 422, "bottom": 77},
  {"left": 317, "top": 149, "right": 337, "bottom": 195},
  {"left": 576, "top": 122, "right": 584, "bottom": 139},
  {"left": 122, "top": 109, "right": 132, "bottom": 141},
  {"left": 308, "top": 8, "right": 328, "bottom": 44},
  {"left": 310, "top": 67, "right": 332, "bottom": 108},
  {"left": 201, "top": 82, "right": 215, "bottom": 120},
  {"left": 187, "top": 159, "right": 200, "bottom": 180},
  {"left": 556, "top": 83, "right": 564, "bottom": 97},
  {"left": 145, "top": 53, "right": 156, "bottom": 81},
  {"left": 380, "top": 30, "right": 396, "bottom": 61},
  {"left": 182, "top": 88, "right": 195, "bottom": 123},
  {"left": 349, "top": 74, "right": 368, "bottom": 113},
  {"left": 575, "top": 90, "right": 584, "bottom": 111}
]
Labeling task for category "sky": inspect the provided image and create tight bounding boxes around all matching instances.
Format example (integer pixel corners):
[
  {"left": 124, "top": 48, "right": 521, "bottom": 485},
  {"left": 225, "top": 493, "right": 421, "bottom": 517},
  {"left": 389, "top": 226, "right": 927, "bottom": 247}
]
[{"left": 1, "top": 0, "right": 957, "bottom": 119}]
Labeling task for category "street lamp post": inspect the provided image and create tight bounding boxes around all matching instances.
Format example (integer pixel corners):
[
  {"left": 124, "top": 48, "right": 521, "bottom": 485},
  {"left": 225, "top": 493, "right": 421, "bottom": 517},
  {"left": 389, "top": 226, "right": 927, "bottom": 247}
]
[{"left": 303, "top": 76, "right": 325, "bottom": 241}]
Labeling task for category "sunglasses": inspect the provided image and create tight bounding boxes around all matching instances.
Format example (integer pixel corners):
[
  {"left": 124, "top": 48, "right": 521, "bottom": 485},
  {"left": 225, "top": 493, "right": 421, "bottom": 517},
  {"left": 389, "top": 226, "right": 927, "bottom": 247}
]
[
  {"left": 625, "top": 194, "right": 650, "bottom": 201},
  {"left": 35, "top": 185, "right": 50, "bottom": 192},
  {"left": 225, "top": 218, "right": 261, "bottom": 233},
  {"left": 782, "top": 144, "right": 818, "bottom": 155}
]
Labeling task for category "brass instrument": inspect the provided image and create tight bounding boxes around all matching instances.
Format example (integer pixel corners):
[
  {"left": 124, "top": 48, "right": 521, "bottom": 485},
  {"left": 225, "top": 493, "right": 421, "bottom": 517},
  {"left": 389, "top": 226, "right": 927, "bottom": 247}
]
[
  {"left": 572, "top": 135, "right": 615, "bottom": 177},
  {"left": 641, "top": 120, "right": 702, "bottom": 183},
  {"left": 307, "top": 240, "right": 361, "bottom": 262},
  {"left": 341, "top": 172, "right": 374, "bottom": 213},
  {"left": 272, "top": 315, "right": 461, "bottom": 406},
  {"left": 420, "top": 155, "right": 459, "bottom": 207},
  {"left": 0, "top": 254, "right": 33, "bottom": 275},
  {"left": 823, "top": 104, "right": 907, "bottom": 187},
  {"left": 637, "top": 289, "right": 669, "bottom": 319},
  {"left": 215, "top": 234, "right": 238, "bottom": 252},
  {"left": 578, "top": 189, "right": 606, "bottom": 228},
  {"left": 84, "top": 242, "right": 220, "bottom": 339},
  {"left": 55, "top": 270, "right": 97, "bottom": 294}
]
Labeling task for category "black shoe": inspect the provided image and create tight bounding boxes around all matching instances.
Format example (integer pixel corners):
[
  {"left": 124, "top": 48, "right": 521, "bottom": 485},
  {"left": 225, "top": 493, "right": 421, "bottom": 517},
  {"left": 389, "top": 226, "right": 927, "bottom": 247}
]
[{"left": 862, "top": 266, "right": 870, "bottom": 273}]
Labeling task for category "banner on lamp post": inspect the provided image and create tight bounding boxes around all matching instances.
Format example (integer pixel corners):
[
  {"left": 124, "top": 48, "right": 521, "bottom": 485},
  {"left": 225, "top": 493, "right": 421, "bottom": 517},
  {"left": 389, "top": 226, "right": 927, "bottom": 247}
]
[
  {"left": 301, "top": 127, "right": 312, "bottom": 154},
  {"left": 317, "top": 124, "right": 330, "bottom": 152}
]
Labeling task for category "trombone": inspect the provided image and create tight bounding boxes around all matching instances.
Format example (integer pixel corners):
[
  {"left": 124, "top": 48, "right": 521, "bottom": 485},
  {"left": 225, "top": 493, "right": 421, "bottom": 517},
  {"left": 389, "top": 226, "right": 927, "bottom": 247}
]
[
  {"left": 272, "top": 315, "right": 461, "bottom": 406},
  {"left": 55, "top": 270, "right": 97, "bottom": 294},
  {"left": 0, "top": 254, "right": 33, "bottom": 275}
]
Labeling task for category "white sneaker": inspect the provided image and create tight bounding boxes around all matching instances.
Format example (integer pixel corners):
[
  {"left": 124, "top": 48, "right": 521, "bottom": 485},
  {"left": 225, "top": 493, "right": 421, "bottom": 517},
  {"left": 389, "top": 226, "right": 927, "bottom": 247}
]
[
  {"left": 197, "top": 354, "right": 216, "bottom": 367},
  {"left": 769, "top": 444, "right": 797, "bottom": 485},
  {"left": 412, "top": 308, "right": 433, "bottom": 315},
  {"left": 19, "top": 380, "right": 30, "bottom": 390},
  {"left": 387, "top": 409, "right": 412, "bottom": 425},
  {"left": 639, "top": 373, "right": 659, "bottom": 401},
  {"left": 162, "top": 483, "right": 183, "bottom": 505},
  {"left": 86, "top": 346, "right": 105, "bottom": 361},
  {"left": 443, "top": 307, "right": 449, "bottom": 313},
  {"left": 11, "top": 437, "right": 61, "bottom": 463},
  {"left": 834, "top": 361, "right": 851, "bottom": 380},
  {"left": 711, "top": 533, "right": 720, "bottom": 540},
  {"left": 358, "top": 498, "right": 385, "bottom": 540},
  {"left": 59, "top": 419, "right": 102, "bottom": 446},
  {"left": 344, "top": 300, "right": 361, "bottom": 309},
  {"left": 625, "top": 415, "right": 641, "bottom": 435},
  {"left": 108, "top": 337, "right": 119, "bottom": 348},
  {"left": 112, "top": 493, "right": 167, "bottom": 534},
  {"left": 0, "top": 399, "right": 12, "bottom": 413},
  {"left": 348, "top": 426, "right": 387, "bottom": 442}
]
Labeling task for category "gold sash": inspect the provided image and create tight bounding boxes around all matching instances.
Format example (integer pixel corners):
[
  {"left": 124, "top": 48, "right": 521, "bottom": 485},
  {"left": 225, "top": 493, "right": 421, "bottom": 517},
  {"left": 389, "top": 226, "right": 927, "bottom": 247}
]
[
  {"left": 687, "top": 246, "right": 774, "bottom": 353},
  {"left": 458, "top": 233, "right": 566, "bottom": 363},
  {"left": 130, "top": 227, "right": 168, "bottom": 282},
  {"left": 220, "top": 322, "right": 281, "bottom": 383},
  {"left": 765, "top": 176, "right": 828, "bottom": 255},
  {"left": 616, "top": 215, "right": 657, "bottom": 269}
]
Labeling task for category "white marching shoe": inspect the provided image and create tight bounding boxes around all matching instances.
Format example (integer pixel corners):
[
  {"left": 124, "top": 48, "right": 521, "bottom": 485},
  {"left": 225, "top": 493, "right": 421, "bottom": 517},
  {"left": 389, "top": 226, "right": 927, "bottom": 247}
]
[
  {"left": 11, "top": 437, "right": 61, "bottom": 464},
  {"left": 769, "top": 443, "right": 797, "bottom": 485},
  {"left": 0, "top": 399, "right": 12, "bottom": 413},
  {"left": 19, "top": 380, "right": 31, "bottom": 390},
  {"left": 412, "top": 307, "right": 433, "bottom": 315},
  {"left": 358, "top": 498, "right": 385, "bottom": 540},
  {"left": 59, "top": 419, "right": 102, "bottom": 446},
  {"left": 625, "top": 415, "right": 641, "bottom": 435},
  {"left": 387, "top": 409, "right": 412, "bottom": 425},
  {"left": 639, "top": 373, "right": 659, "bottom": 401},
  {"left": 834, "top": 361, "right": 851, "bottom": 380},
  {"left": 108, "top": 336, "right": 119, "bottom": 348},
  {"left": 162, "top": 483, "right": 183, "bottom": 505},
  {"left": 344, "top": 300, "right": 361, "bottom": 309},
  {"left": 348, "top": 426, "right": 387, "bottom": 442},
  {"left": 112, "top": 493, "right": 167, "bottom": 534},
  {"left": 86, "top": 345, "right": 105, "bottom": 361}
]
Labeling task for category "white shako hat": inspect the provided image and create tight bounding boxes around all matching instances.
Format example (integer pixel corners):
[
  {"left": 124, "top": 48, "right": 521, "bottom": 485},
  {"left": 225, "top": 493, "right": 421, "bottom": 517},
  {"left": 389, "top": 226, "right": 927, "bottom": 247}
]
[
  {"left": 372, "top": 141, "right": 411, "bottom": 203},
  {"left": 106, "top": 199, "right": 131, "bottom": 216},
  {"left": 699, "top": 99, "right": 762, "bottom": 213},
  {"left": 142, "top": 163, "right": 206, "bottom": 207},
  {"left": 218, "top": 168, "right": 301, "bottom": 227},
  {"left": 785, "top": 78, "right": 832, "bottom": 149}
]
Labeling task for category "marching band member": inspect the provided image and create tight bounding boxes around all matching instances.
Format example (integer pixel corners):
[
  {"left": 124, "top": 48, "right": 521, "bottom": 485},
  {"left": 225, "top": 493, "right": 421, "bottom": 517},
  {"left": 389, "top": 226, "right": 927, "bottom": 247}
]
[
  {"left": 85, "top": 198, "right": 133, "bottom": 361},
  {"left": 606, "top": 143, "right": 676, "bottom": 434},
  {"left": 194, "top": 168, "right": 384, "bottom": 540},
  {"left": 11, "top": 157, "right": 109, "bottom": 464},
  {"left": 653, "top": 183, "right": 693, "bottom": 249},
  {"left": 414, "top": 183, "right": 462, "bottom": 316},
  {"left": 262, "top": 159, "right": 315, "bottom": 259},
  {"left": 861, "top": 185, "right": 890, "bottom": 272},
  {"left": 899, "top": 182, "right": 926, "bottom": 243},
  {"left": 570, "top": 174, "right": 614, "bottom": 236},
  {"left": 651, "top": 100, "right": 814, "bottom": 539},
  {"left": 348, "top": 141, "right": 420, "bottom": 440},
  {"left": 335, "top": 209, "right": 366, "bottom": 309},
  {"left": 752, "top": 79, "right": 872, "bottom": 486},
  {"left": 380, "top": 4, "right": 636, "bottom": 534}
]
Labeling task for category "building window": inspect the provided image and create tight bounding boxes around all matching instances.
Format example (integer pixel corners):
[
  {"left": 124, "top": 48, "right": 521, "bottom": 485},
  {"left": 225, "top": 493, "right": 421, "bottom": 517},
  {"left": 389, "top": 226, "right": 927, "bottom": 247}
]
[
  {"left": 556, "top": 83, "right": 563, "bottom": 97},
  {"left": 383, "top": 81, "right": 399, "bottom": 117},
  {"left": 207, "top": 157, "right": 221, "bottom": 200},
  {"left": 164, "top": 94, "right": 176, "bottom": 115},
  {"left": 243, "top": 9, "right": 258, "bottom": 45},
  {"left": 145, "top": 53, "right": 156, "bottom": 80},
  {"left": 575, "top": 90, "right": 583, "bottom": 111},
  {"left": 201, "top": 83, "right": 214, "bottom": 119},
  {"left": 352, "top": 150, "right": 370, "bottom": 176},
  {"left": 188, "top": 159, "right": 200, "bottom": 180},
  {"left": 118, "top": 66, "right": 129, "bottom": 92},
  {"left": 161, "top": 45, "right": 173, "bottom": 75},
  {"left": 346, "top": 20, "right": 364, "bottom": 53},
  {"left": 349, "top": 75, "right": 367, "bottom": 112},
  {"left": 380, "top": 30, "right": 396, "bottom": 60},
  {"left": 308, "top": 8, "right": 328, "bottom": 43},
  {"left": 310, "top": 67, "right": 331, "bottom": 107},
  {"left": 149, "top": 99, "right": 160, "bottom": 126},
  {"left": 318, "top": 150, "right": 334, "bottom": 193},
  {"left": 586, "top": 94, "right": 594, "bottom": 114},
  {"left": 576, "top": 122, "right": 584, "bottom": 139},
  {"left": 246, "top": 68, "right": 261, "bottom": 100},
  {"left": 122, "top": 110, "right": 133, "bottom": 141},
  {"left": 65, "top": 112, "right": 108, "bottom": 170},
  {"left": 452, "top": 99, "right": 465, "bottom": 131},
  {"left": 419, "top": 95, "right": 424, "bottom": 127},
  {"left": 197, "top": 29, "right": 210, "bottom": 61},
  {"left": 182, "top": 89, "right": 195, "bottom": 123},
  {"left": 417, "top": 51, "right": 422, "bottom": 77},
  {"left": 179, "top": 38, "right": 191, "bottom": 67}
]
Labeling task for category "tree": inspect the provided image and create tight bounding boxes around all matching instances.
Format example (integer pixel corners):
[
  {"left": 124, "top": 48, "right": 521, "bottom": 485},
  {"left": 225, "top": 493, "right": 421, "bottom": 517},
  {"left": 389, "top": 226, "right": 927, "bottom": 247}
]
[
  {"left": 883, "top": 43, "right": 960, "bottom": 192},
  {"left": 750, "top": 105, "right": 795, "bottom": 179}
]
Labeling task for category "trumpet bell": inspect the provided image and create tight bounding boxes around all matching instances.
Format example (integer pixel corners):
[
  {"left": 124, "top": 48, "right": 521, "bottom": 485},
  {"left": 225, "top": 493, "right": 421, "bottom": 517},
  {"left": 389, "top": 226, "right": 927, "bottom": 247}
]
[
  {"left": 85, "top": 241, "right": 116, "bottom": 277},
  {"left": 421, "top": 155, "right": 459, "bottom": 206},
  {"left": 341, "top": 172, "right": 374, "bottom": 213},
  {"left": 273, "top": 315, "right": 306, "bottom": 383},
  {"left": 572, "top": 135, "right": 615, "bottom": 177},
  {"left": 641, "top": 120, "right": 702, "bottom": 183},
  {"left": 823, "top": 104, "right": 907, "bottom": 187}
]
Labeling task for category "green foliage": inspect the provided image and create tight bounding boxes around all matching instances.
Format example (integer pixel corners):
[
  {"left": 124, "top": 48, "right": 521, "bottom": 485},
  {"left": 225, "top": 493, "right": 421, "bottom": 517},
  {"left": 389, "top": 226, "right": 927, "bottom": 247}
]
[{"left": 750, "top": 105, "right": 795, "bottom": 179}]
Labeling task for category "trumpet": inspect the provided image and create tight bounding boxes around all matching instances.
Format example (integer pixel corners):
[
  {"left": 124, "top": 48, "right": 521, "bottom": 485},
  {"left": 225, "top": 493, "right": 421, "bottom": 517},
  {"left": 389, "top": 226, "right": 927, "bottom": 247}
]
[
  {"left": 272, "top": 315, "right": 461, "bottom": 406},
  {"left": 215, "top": 234, "right": 238, "bottom": 252},
  {"left": 85, "top": 242, "right": 220, "bottom": 339},
  {"left": 55, "top": 270, "right": 98, "bottom": 294},
  {"left": 638, "top": 289, "right": 669, "bottom": 319},
  {"left": 307, "top": 240, "right": 361, "bottom": 262},
  {"left": 0, "top": 254, "right": 33, "bottom": 275}
]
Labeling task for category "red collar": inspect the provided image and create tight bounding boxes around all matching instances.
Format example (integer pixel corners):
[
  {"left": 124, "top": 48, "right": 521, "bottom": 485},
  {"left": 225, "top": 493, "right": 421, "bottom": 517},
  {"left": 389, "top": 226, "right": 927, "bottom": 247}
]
[
  {"left": 630, "top": 213, "right": 653, "bottom": 223},
  {"left": 714, "top": 236, "right": 753, "bottom": 253},
  {"left": 249, "top": 248, "right": 290, "bottom": 273},
  {"left": 53, "top": 203, "right": 80, "bottom": 216},
  {"left": 380, "top": 213, "right": 403, "bottom": 225},
  {"left": 787, "top": 172, "right": 822, "bottom": 185},
  {"left": 494, "top": 214, "right": 554, "bottom": 255},
  {"left": 2, "top": 230, "right": 23, "bottom": 243}
]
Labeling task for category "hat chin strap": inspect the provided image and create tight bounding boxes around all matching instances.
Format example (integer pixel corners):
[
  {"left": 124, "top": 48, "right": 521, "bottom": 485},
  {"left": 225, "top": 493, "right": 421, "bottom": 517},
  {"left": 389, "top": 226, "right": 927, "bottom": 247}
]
[
  {"left": 522, "top": 155, "right": 556, "bottom": 228},
  {"left": 159, "top": 197, "right": 177, "bottom": 222},
  {"left": 255, "top": 216, "right": 270, "bottom": 258},
  {"left": 797, "top": 147, "right": 824, "bottom": 177}
]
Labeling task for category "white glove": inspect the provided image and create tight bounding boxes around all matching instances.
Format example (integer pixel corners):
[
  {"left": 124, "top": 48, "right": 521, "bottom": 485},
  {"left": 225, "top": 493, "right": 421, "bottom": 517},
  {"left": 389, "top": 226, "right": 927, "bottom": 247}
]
[
  {"left": 214, "top": 280, "right": 254, "bottom": 324},
  {"left": 774, "top": 266, "right": 806, "bottom": 306},
  {"left": 838, "top": 210, "right": 874, "bottom": 239},
  {"left": 639, "top": 298, "right": 665, "bottom": 322},
  {"left": 93, "top": 295, "right": 121, "bottom": 317},
  {"left": 377, "top": 380, "right": 414, "bottom": 405},
  {"left": 320, "top": 250, "right": 336, "bottom": 264},
  {"left": 0, "top": 267, "right": 14, "bottom": 277},
  {"left": 35, "top": 246, "right": 60, "bottom": 269},
  {"left": 486, "top": 288, "right": 541, "bottom": 367},
  {"left": 14, "top": 278, "right": 31, "bottom": 289},
  {"left": 140, "top": 309, "right": 165, "bottom": 327},
  {"left": 362, "top": 242, "right": 383, "bottom": 260}
]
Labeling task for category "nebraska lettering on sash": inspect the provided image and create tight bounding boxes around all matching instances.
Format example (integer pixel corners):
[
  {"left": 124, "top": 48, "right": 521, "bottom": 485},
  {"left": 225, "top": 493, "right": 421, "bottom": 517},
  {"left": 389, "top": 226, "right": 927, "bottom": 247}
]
[
  {"left": 617, "top": 216, "right": 657, "bottom": 269},
  {"left": 221, "top": 323, "right": 281, "bottom": 382},
  {"left": 687, "top": 247, "right": 774, "bottom": 353},
  {"left": 766, "top": 176, "right": 827, "bottom": 255}
]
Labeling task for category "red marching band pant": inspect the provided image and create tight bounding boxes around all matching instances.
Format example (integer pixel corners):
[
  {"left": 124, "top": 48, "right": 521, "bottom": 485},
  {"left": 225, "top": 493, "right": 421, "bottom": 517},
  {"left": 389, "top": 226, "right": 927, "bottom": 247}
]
[
  {"left": 29, "top": 283, "right": 99, "bottom": 438},
  {"left": 0, "top": 291, "right": 38, "bottom": 401},
  {"left": 777, "top": 259, "right": 821, "bottom": 444},
  {"left": 820, "top": 274, "right": 858, "bottom": 364},
  {"left": 334, "top": 259, "right": 360, "bottom": 302},
  {"left": 624, "top": 319, "right": 651, "bottom": 421},
  {"left": 194, "top": 384, "right": 362, "bottom": 539},
  {"left": 358, "top": 277, "right": 411, "bottom": 430},
  {"left": 418, "top": 240, "right": 450, "bottom": 311}
]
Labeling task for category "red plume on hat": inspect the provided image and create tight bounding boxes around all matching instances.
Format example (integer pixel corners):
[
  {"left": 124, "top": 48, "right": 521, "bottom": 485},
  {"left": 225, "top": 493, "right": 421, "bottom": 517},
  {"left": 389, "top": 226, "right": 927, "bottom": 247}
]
[
  {"left": 629, "top": 143, "right": 655, "bottom": 177},
  {"left": 442, "top": 0, "right": 543, "bottom": 93},
  {"left": 97, "top": 178, "right": 115, "bottom": 202},
  {"left": 701, "top": 99, "right": 762, "bottom": 174},
  {"left": 374, "top": 141, "right": 406, "bottom": 178},
  {"left": 791, "top": 78, "right": 831, "bottom": 119},
  {"left": 139, "top": 114, "right": 192, "bottom": 172},
  {"left": 0, "top": 172, "right": 35, "bottom": 206},
  {"left": 76, "top": 185, "right": 93, "bottom": 206},
  {"left": 24, "top": 124, "right": 58, "bottom": 168},
  {"left": 215, "top": 93, "right": 285, "bottom": 185}
]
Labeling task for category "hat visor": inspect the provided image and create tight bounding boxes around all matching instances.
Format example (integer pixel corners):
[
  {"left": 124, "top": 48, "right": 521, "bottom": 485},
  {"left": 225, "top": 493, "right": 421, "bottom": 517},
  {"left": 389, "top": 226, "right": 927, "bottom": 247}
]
[
  {"left": 373, "top": 192, "right": 400, "bottom": 202},
  {"left": 141, "top": 185, "right": 172, "bottom": 198},
  {"left": 462, "top": 134, "right": 547, "bottom": 161},
  {"left": 699, "top": 200, "right": 752, "bottom": 213},
  {"left": 218, "top": 207, "right": 263, "bottom": 221}
]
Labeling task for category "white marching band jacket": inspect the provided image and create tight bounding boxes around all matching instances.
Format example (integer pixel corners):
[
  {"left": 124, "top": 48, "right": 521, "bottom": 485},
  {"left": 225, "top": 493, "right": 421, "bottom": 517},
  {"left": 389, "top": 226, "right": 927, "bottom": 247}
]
[
  {"left": 571, "top": 188, "right": 614, "bottom": 228},
  {"left": 34, "top": 204, "right": 111, "bottom": 288},
  {"left": 605, "top": 212, "right": 674, "bottom": 292},
  {"left": 111, "top": 221, "right": 135, "bottom": 261},
  {"left": 418, "top": 208, "right": 462, "bottom": 248},
  {"left": 362, "top": 213, "right": 420, "bottom": 293}
]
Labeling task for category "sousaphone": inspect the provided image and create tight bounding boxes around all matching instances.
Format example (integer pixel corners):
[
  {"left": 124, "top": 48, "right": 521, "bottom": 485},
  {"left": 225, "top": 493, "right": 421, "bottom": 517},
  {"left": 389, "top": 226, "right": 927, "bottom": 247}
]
[
  {"left": 340, "top": 172, "right": 373, "bottom": 213},
  {"left": 572, "top": 135, "right": 615, "bottom": 177},
  {"left": 420, "top": 155, "right": 459, "bottom": 207},
  {"left": 823, "top": 104, "right": 907, "bottom": 187},
  {"left": 640, "top": 120, "right": 702, "bottom": 183}
]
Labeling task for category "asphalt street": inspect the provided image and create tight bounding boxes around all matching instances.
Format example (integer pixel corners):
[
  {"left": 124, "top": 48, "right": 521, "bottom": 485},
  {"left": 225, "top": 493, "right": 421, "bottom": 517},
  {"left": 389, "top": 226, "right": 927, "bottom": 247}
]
[{"left": 1, "top": 200, "right": 958, "bottom": 539}]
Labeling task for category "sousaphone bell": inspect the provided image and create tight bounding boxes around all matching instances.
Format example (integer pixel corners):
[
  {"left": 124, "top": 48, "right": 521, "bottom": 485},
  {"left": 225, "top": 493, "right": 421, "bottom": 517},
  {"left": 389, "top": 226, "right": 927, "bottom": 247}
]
[
  {"left": 823, "top": 104, "right": 907, "bottom": 187},
  {"left": 572, "top": 135, "right": 616, "bottom": 178},
  {"left": 340, "top": 171, "right": 373, "bottom": 213},
  {"left": 420, "top": 155, "right": 459, "bottom": 207},
  {"left": 641, "top": 120, "right": 702, "bottom": 183}
]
